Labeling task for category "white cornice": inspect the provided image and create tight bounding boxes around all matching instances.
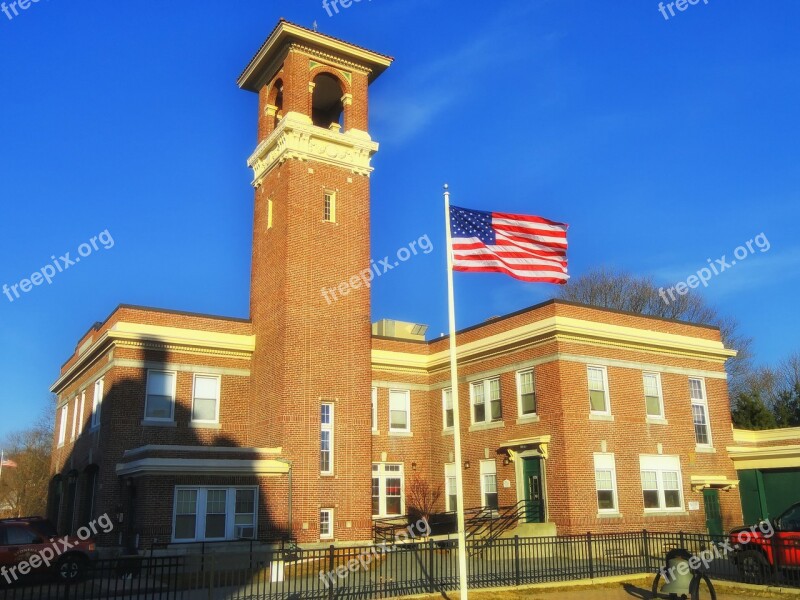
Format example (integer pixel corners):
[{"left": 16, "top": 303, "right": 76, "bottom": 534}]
[
  {"left": 732, "top": 426, "right": 800, "bottom": 444},
  {"left": 247, "top": 112, "right": 379, "bottom": 186},
  {"left": 116, "top": 458, "right": 290, "bottom": 477}
]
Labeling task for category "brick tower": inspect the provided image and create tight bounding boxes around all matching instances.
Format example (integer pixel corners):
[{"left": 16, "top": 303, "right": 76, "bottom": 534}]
[{"left": 238, "top": 20, "right": 392, "bottom": 542}]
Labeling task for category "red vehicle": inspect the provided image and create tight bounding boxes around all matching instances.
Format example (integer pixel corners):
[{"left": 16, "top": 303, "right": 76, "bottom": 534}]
[
  {"left": 731, "top": 502, "right": 800, "bottom": 583},
  {"left": 0, "top": 517, "right": 98, "bottom": 584}
]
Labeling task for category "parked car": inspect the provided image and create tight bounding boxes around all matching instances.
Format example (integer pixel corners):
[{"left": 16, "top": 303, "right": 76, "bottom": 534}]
[
  {"left": 0, "top": 517, "right": 98, "bottom": 583},
  {"left": 730, "top": 502, "right": 800, "bottom": 583}
]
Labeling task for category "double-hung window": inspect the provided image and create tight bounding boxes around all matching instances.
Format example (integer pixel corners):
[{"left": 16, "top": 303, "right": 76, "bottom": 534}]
[
  {"left": 442, "top": 388, "right": 454, "bottom": 429},
  {"left": 372, "top": 463, "right": 404, "bottom": 517},
  {"left": 389, "top": 390, "right": 410, "bottom": 433},
  {"left": 173, "top": 486, "right": 257, "bottom": 542},
  {"left": 320, "top": 509, "right": 334, "bottom": 540},
  {"left": 321, "top": 403, "right": 334, "bottom": 475},
  {"left": 640, "top": 455, "right": 684, "bottom": 512},
  {"left": 371, "top": 388, "right": 378, "bottom": 433},
  {"left": 192, "top": 375, "right": 220, "bottom": 423},
  {"left": 445, "top": 463, "right": 457, "bottom": 512},
  {"left": 145, "top": 370, "right": 176, "bottom": 421},
  {"left": 517, "top": 370, "right": 536, "bottom": 416},
  {"left": 77, "top": 391, "right": 86, "bottom": 436},
  {"left": 588, "top": 366, "right": 610, "bottom": 415},
  {"left": 471, "top": 378, "right": 501, "bottom": 424},
  {"left": 480, "top": 460, "right": 498, "bottom": 510},
  {"left": 70, "top": 397, "right": 79, "bottom": 441},
  {"left": 689, "top": 378, "right": 712, "bottom": 447},
  {"left": 594, "top": 453, "right": 619, "bottom": 513},
  {"left": 92, "top": 378, "right": 104, "bottom": 429},
  {"left": 643, "top": 372, "right": 664, "bottom": 419},
  {"left": 57, "top": 404, "right": 68, "bottom": 447}
]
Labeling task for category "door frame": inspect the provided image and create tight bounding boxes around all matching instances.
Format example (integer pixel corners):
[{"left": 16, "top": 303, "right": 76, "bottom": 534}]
[{"left": 514, "top": 449, "right": 548, "bottom": 523}]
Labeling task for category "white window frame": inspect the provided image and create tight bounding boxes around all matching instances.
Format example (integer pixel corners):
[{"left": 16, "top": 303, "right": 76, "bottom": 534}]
[
  {"left": 144, "top": 370, "right": 177, "bottom": 422},
  {"left": 445, "top": 463, "right": 457, "bottom": 512},
  {"left": 70, "top": 396, "right": 79, "bottom": 441},
  {"left": 643, "top": 372, "right": 665, "bottom": 419},
  {"left": 516, "top": 369, "right": 537, "bottom": 417},
  {"left": 91, "top": 378, "right": 104, "bottom": 429},
  {"left": 57, "top": 404, "right": 68, "bottom": 447},
  {"left": 323, "top": 189, "right": 336, "bottom": 223},
  {"left": 372, "top": 463, "right": 405, "bottom": 518},
  {"left": 191, "top": 374, "right": 221, "bottom": 424},
  {"left": 371, "top": 387, "right": 378, "bottom": 434},
  {"left": 321, "top": 402, "right": 334, "bottom": 475},
  {"left": 388, "top": 389, "right": 411, "bottom": 433},
  {"left": 77, "top": 391, "right": 86, "bottom": 436},
  {"left": 479, "top": 460, "right": 498, "bottom": 510},
  {"left": 320, "top": 508, "right": 334, "bottom": 540},
  {"left": 587, "top": 366, "right": 611, "bottom": 415},
  {"left": 267, "top": 198, "right": 274, "bottom": 230},
  {"left": 172, "top": 486, "right": 258, "bottom": 543},
  {"left": 471, "top": 378, "right": 502, "bottom": 425},
  {"left": 442, "top": 388, "right": 454, "bottom": 430},
  {"left": 639, "top": 455, "right": 685, "bottom": 513},
  {"left": 689, "top": 378, "right": 713, "bottom": 448},
  {"left": 593, "top": 453, "right": 619, "bottom": 514}
]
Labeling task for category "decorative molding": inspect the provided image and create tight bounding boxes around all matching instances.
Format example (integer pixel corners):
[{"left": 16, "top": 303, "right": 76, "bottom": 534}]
[
  {"left": 115, "top": 457, "right": 290, "bottom": 477},
  {"left": 122, "top": 445, "right": 283, "bottom": 458},
  {"left": 247, "top": 112, "right": 378, "bottom": 185},
  {"left": 732, "top": 426, "right": 800, "bottom": 444}
]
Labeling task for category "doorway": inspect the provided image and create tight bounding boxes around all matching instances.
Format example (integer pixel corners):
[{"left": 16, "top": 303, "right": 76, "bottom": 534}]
[
  {"left": 703, "top": 488, "right": 723, "bottom": 539},
  {"left": 522, "top": 457, "right": 545, "bottom": 523}
]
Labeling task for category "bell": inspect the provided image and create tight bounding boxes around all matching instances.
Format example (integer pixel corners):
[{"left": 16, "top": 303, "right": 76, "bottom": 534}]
[{"left": 661, "top": 551, "right": 694, "bottom": 597}]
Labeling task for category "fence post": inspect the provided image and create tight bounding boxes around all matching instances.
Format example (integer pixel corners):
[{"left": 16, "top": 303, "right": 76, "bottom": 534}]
[
  {"left": 427, "top": 538, "right": 435, "bottom": 593},
  {"left": 679, "top": 531, "right": 685, "bottom": 549},
  {"left": 643, "top": 529, "right": 651, "bottom": 572},
  {"left": 586, "top": 532, "right": 594, "bottom": 580},
  {"left": 206, "top": 553, "right": 214, "bottom": 600},
  {"left": 514, "top": 535, "right": 521, "bottom": 587},
  {"left": 328, "top": 544, "right": 336, "bottom": 600}
]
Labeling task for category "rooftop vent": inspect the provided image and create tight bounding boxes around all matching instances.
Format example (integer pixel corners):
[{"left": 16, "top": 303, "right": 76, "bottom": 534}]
[{"left": 372, "top": 319, "right": 428, "bottom": 341}]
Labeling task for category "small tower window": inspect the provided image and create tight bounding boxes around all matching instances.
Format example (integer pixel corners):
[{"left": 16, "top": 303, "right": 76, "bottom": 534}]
[
  {"left": 323, "top": 190, "right": 336, "bottom": 223},
  {"left": 267, "top": 199, "right": 274, "bottom": 230}
]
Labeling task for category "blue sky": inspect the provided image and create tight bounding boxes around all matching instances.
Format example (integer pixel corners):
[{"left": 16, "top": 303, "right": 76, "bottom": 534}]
[{"left": 1, "top": 0, "right": 798, "bottom": 438}]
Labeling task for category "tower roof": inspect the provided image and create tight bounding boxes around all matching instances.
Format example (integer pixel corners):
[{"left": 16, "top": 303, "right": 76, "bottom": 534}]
[{"left": 238, "top": 18, "right": 393, "bottom": 92}]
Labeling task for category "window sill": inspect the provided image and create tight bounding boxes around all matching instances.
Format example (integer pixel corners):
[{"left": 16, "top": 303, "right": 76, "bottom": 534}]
[
  {"left": 597, "top": 512, "right": 623, "bottom": 519},
  {"left": 388, "top": 431, "right": 413, "bottom": 438},
  {"left": 442, "top": 428, "right": 453, "bottom": 436},
  {"left": 516, "top": 415, "right": 540, "bottom": 425},
  {"left": 644, "top": 511, "right": 689, "bottom": 517},
  {"left": 372, "top": 430, "right": 380, "bottom": 436},
  {"left": 646, "top": 417, "right": 668, "bottom": 425},
  {"left": 189, "top": 422, "right": 221, "bottom": 430},
  {"left": 589, "top": 413, "right": 614, "bottom": 422},
  {"left": 141, "top": 419, "right": 177, "bottom": 427},
  {"left": 469, "top": 421, "right": 505, "bottom": 432},
  {"left": 695, "top": 446, "right": 716, "bottom": 454}
]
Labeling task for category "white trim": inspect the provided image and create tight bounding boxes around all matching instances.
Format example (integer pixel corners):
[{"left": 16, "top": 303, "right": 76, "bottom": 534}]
[
  {"left": 57, "top": 404, "right": 68, "bottom": 447},
  {"left": 371, "top": 387, "right": 378, "bottom": 434},
  {"left": 321, "top": 402, "right": 334, "bottom": 476},
  {"left": 172, "top": 486, "right": 259, "bottom": 543},
  {"left": 191, "top": 373, "right": 221, "bottom": 424},
  {"left": 144, "top": 370, "right": 177, "bottom": 422},
  {"left": 116, "top": 457, "right": 290, "bottom": 477}
]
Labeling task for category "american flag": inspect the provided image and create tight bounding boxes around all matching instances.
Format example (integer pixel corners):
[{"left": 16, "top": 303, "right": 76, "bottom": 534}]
[
  {"left": 0, "top": 458, "right": 17, "bottom": 468},
  {"left": 449, "top": 205, "right": 569, "bottom": 284}
]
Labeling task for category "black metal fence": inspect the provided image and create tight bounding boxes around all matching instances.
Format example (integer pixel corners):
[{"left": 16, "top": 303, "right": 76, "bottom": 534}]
[{"left": 1, "top": 531, "right": 797, "bottom": 599}]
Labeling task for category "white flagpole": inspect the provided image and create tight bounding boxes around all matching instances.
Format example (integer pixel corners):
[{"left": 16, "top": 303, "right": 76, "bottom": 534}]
[{"left": 443, "top": 184, "right": 469, "bottom": 600}]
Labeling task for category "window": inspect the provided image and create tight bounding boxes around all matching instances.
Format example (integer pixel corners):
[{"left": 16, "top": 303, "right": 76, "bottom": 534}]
[
  {"left": 639, "top": 455, "right": 684, "bottom": 512},
  {"left": 5, "top": 526, "right": 40, "bottom": 546},
  {"left": 471, "top": 378, "right": 502, "bottom": 424},
  {"left": 588, "top": 366, "right": 610, "bottom": 414},
  {"left": 173, "top": 487, "right": 257, "bottom": 542},
  {"left": 643, "top": 372, "right": 664, "bottom": 418},
  {"left": 389, "top": 390, "right": 410, "bottom": 433},
  {"left": 372, "top": 463, "right": 404, "bottom": 517},
  {"left": 321, "top": 403, "right": 334, "bottom": 475},
  {"left": 690, "top": 378, "right": 712, "bottom": 446},
  {"left": 192, "top": 375, "right": 220, "bottom": 423},
  {"left": 267, "top": 199, "right": 274, "bottom": 229},
  {"left": 323, "top": 190, "right": 336, "bottom": 223},
  {"left": 70, "top": 396, "right": 78, "bottom": 441},
  {"left": 445, "top": 463, "right": 457, "bottom": 512},
  {"left": 517, "top": 370, "right": 537, "bottom": 416},
  {"left": 443, "top": 388, "right": 454, "bottom": 429},
  {"left": 594, "top": 453, "right": 618, "bottom": 513},
  {"left": 92, "top": 378, "right": 104, "bottom": 429},
  {"left": 145, "top": 370, "right": 176, "bottom": 421},
  {"left": 371, "top": 387, "right": 378, "bottom": 433},
  {"left": 320, "top": 509, "right": 334, "bottom": 540},
  {"left": 77, "top": 391, "right": 86, "bottom": 436},
  {"left": 57, "top": 404, "right": 68, "bottom": 446},
  {"left": 480, "top": 460, "right": 498, "bottom": 510}
]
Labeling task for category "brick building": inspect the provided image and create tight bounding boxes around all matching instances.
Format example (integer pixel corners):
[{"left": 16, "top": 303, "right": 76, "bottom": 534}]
[{"left": 48, "top": 20, "right": 743, "bottom": 551}]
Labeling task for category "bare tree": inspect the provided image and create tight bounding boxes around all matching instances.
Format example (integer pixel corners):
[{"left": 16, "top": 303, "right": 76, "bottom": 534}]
[
  {"left": 557, "top": 267, "right": 753, "bottom": 396},
  {"left": 406, "top": 473, "right": 442, "bottom": 523},
  {"left": 0, "top": 408, "right": 54, "bottom": 518}
]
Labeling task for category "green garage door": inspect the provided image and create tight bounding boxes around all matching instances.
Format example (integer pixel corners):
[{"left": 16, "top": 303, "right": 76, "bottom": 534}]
[{"left": 739, "top": 468, "right": 800, "bottom": 524}]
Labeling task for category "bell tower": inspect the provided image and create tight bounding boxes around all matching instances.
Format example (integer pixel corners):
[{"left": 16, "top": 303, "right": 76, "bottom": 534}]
[{"left": 238, "top": 20, "right": 392, "bottom": 542}]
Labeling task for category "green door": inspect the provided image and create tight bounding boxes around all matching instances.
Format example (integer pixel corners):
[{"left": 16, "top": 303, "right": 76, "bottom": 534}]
[
  {"left": 522, "top": 457, "right": 545, "bottom": 523},
  {"left": 703, "top": 489, "right": 723, "bottom": 540}
]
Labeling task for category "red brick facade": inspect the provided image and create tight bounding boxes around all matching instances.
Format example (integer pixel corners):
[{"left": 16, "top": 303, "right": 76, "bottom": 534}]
[{"left": 48, "top": 21, "right": 742, "bottom": 552}]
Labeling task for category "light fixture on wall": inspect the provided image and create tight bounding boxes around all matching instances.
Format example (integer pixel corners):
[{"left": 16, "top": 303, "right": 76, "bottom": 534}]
[
  {"left": 411, "top": 462, "right": 417, "bottom": 471},
  {"left": 502, "top": 457, "right": 511, "bottom": 466},
  {"left": 463, "top": 460, "right": 471, "bottom": 470}
]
